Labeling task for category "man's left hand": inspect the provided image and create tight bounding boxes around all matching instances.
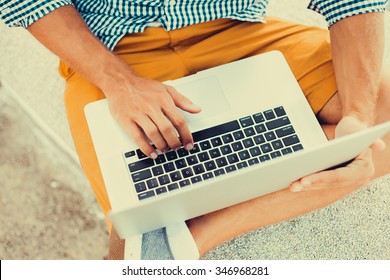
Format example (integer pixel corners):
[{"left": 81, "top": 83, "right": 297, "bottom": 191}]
[{"left": 289, "top": 116, "right": 385, "bottom": 192}]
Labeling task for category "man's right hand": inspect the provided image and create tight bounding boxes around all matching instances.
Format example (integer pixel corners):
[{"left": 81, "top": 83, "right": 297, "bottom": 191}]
[
  {"left": 103, "top": 73, "right": 201, "bottom": 159},
  {"left": 26, "top": 5, "right": 201, "bottom": 159}
]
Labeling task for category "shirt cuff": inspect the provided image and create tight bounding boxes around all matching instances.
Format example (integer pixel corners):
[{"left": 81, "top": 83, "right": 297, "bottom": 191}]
[
  {"left": 0, "top": 0, "right": 73, "bottom": 28},
  {"left": 308, "top": 0, "right": 388, "bottom": 27}
]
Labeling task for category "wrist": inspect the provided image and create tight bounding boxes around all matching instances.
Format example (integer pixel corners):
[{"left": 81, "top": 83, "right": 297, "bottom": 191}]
[
  {"left": 94, "top": 54, "right": 138, "bottom": 96},
  {"left": 340, "top": 89, "right": 377, "bottom": 127},
  {"left": 342, "top": 109, "right": 375, "bottom": 127}
]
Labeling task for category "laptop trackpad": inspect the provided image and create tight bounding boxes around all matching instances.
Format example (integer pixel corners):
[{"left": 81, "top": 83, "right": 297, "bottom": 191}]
[{"left": 176, "top": 76, "right": 231, "bottom": 122}]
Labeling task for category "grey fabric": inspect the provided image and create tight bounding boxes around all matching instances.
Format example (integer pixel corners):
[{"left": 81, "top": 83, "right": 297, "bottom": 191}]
[{"left": 141, "top": 228, "right": 174, "bottom": 260}]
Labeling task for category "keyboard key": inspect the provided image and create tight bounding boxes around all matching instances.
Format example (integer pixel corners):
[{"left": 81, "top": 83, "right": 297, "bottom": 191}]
[
  {"left": 169, "top": 171, "right": 182, "bottom": 182},
  {"left": 225, "top": 165, "right": 237, "bottom": 173},
  {"left": 264, "top": 109, "right": 276, "bottom": 120},
  {"left": 190, "top": 144, "right": 201, "bottom": 154},
  {"left": 274, "top": 106, "right": 286, "bottom": 116},
  {"left": 244, "top": 127, "right": 256, "bottom": 137},
  {"left": 180, "top": 179, "right": 191, "bottom": 187},
  {"left": 152, "top": 166, "right": 164, "bottom": 176},
  {"left": 282, "top": 147, "right": 293, "bottom": 155},
  {"left": 239, "top": 116, "right": 254, "bottom": 127},
  {"left": 197, "top": 152, "right": 210, "bottom": 162},
  {"left": 266, "top": 116, "right": 291, "bottom": 130},
  {"left": 243, "top": 138, "right": 254, "bottom": 148},
  {"left": 237, "top": 162, "right": 248, "bottom": 169},
  {"left": 209, "top": 148, "right": 221, "bottom": 158},
  {"left": 220, "top": 145, "right": 233, "bottom": 155},
  {"left": 253, "top": 112, "right": 265, "bottom": 123},
  {"left": 227, "top": 154, "right": 239, "bottom": 164},
  {"left": 283, "top": 135, "right": 300, "bottom": 146},
  {"left": 202, "top": 172, "right": 214, "bottom": 180},
  {"left": 168, "top": 183, "right": 179, "bottom": 191},
  {"left": 158, "top": 175, "right": 170, "bottom": 186},
  {"left": 191, "top": 176, "right": 202, "bottom": 184},
  {"left": 181, "top": 167, "right": 194, "bottom": 178},
  {"left": 265, "top": 131, "right": 276, "bottom": 141},
  {"left": 166, "top": 151, "right": 178, "bottom": 161},
  {"left": 155, "top": 154, "right": 166, "bottom": 164},
  {"left": 231, "top": 142, "right": 243, "bottom": 151},
  {"left": 248, "top": 158, "right": 260, "bottom": 166},
  {"left": 214, "top": 168, "right": 226, "bottom": 177},
  {"left": 138, "top": 190, "right": 155, "bottom": 200},
  {"left": 276, "top": 125, "right": 295, "bottom": 137},
  {"left": 260, "top": 143, "right": 272, "bottom": 153},
  {"left": 253, "top": 134, "right": 265, "bottom": 144},
  {"left": 147, "top": 178, "right": 159, "bottom": 189},
  {"left": 192, "top": 120, "right": 240, "bottom": 142},
  {"left": 205, "top": 160, "right": 217, "bottom": 171},
  {"left": 193, "top": 164, "right": 205, "bottom": 174},
  {"left": 131, "top": 169, "right": 152, "bottom": 183},
  {"left": 292, "top": 144, "right": 304, "bottom": 151},
  {"left": 222, "top": 134, "right": 234, "bottom": 144},
  {"left": 271, "top": 140, "right": 283, "bottom": 150},
  {"left": 129, "top": 158, "right": 155, "bottom": 172},
  {"left": 156, "top": 187, "right": 167, "bottom": 195},
  {"left": 255, "top": 124, "right": 266, "bottom": 134},
  {"left": 211, "top": 137, "right": 223, "bottom": 147},
  {"left": 186, "top": 155, "right": 198, "bottom": 165},
  {"left": 249, "top": 146, "right": 261, "bottom": 157},
  {"left": 215, "top": 157, "right": 228, "bottom": 167},
  {"left": 163, "top": 162, "right": 175, "bottom": 172},
  {"left": 175, "top": 158, "right": 187, "bottom": 169},
  {"left": 124, "top": 151, "right": 135, "bottom": 158},
  {"left": 270, "top": 151, "right": 282, "bottom": 158},
  {"left": 233, "top": 130, "right": 245, "bottom": 140},
  {"left": 259, "top": 154, "right": 271, "bottom": 162},
  {"left": 136, "top": 149, "right": 148, "bottom": 159},
  {"left": 134, "top": 182, "right": 147, "bottom": 193},
  {"left": 177, "top": 148, "right": 189, "bottom": 157},
  {"left": 200, "top": 140, "right": 212, "bottom": 150},
  {"left": 238, "top": 150, "right": 250, "bottom": 160}
]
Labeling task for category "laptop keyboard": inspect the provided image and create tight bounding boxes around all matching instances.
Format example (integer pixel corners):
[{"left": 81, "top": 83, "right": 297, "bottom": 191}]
[{"left": 123, "top": 106, "right": 304, "bottom": 200}]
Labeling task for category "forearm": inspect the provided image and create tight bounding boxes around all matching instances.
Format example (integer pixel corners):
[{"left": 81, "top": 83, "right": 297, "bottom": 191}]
[
  {"left": 27, "top": 4, "right": 197, "bottom": 156},
  {"left": 330, "top": 12, "right": 385, "bottom": 126},
  {"left": 26, "top": 5, "right": 134, "bottom": 94}
]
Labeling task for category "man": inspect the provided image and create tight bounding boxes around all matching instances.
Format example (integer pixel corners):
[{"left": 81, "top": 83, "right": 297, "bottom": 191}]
[{"left": 1, "top": 0, "right": 389, "bottom": 259}]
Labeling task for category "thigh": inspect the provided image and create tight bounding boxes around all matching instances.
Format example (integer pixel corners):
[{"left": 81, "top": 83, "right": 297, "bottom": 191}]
[{"left": 174, "top": 17, "right": 338, "bottom": 115}]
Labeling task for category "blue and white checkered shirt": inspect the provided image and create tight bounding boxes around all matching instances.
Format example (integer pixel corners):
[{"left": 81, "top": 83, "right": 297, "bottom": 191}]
[{"left": 0, "top": 0, "right": 388, "bottom": 50}]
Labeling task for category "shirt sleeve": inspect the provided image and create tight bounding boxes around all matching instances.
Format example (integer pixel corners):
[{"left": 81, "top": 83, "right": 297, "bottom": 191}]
[
  {"left": 308, "top": 0, "right": 388, "bottom": 27},
  {"left": 0, "top": 0, "right": 73, "bottom": 28}
]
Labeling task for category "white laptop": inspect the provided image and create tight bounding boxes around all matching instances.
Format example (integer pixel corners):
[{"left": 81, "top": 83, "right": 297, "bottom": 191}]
[{"left": 84, "top": 51, "right": 390, "bottom": 239}]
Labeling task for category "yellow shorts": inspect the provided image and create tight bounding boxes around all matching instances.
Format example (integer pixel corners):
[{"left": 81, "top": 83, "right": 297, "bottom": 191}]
[{"left": 59, "top": 17, "right": 337, "bottom": 227}]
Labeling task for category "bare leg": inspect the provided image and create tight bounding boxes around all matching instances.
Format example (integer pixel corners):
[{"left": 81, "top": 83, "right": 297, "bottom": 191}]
[{"left": 188, "top": 68, "right": 390, "bottom": 256}]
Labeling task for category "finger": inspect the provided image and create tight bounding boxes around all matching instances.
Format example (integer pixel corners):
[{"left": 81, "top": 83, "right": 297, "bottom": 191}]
[
  {"left": 159, "top": 92, "right": 195, "bottom": 150},
  {"left": 289, "top": 181, "right": 305, "bottom": 192},
  {"left": 150, "top": 112, "right": 182, "bottom": 150},
  {"left": 125, "top": 121, "right": 158, "bottom": 159},
  {"left": 167, "top": 86, "right": 202, "bottom": 113},
  {"left": 164, "top": 107, "right": 194, "bottom": 150},
  {"left": 369, "top": 138, "right": 386, "bottom": 151},
  {"left": 291, "top": 149, "right": 374, "bottom": 191},
  {"left": 135, "top": 116, "right": 169, "bottom": 152}
]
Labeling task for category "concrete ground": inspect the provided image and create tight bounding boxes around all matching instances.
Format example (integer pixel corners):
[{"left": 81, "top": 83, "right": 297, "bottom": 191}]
[
  {"left": 0, "top": 87, "right": 108, "bottom": 259},
  {"left": 0, "top": 0, "right": 389, "bottom": 259}
]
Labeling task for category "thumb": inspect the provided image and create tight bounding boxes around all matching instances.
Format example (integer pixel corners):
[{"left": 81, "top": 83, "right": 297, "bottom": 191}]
[{"left": 166, "top": 86, "right": 202, "bottom": 113}]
